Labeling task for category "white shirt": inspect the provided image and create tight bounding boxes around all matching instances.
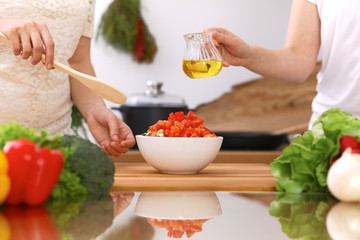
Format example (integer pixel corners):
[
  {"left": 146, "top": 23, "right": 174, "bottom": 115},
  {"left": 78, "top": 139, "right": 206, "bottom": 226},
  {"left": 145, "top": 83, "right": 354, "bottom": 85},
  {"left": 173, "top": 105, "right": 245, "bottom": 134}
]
[
  {"left": 0, "top": 0, "right": 95, "bottom": 135},
  {"left": 306, "top": 0, "right": 360, "bottom": 127}
]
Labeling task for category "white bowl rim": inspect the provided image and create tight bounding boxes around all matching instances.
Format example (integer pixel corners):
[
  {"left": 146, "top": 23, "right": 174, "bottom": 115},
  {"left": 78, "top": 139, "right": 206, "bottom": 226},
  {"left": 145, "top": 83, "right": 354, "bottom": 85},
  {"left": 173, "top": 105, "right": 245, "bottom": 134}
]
[
  {"left": 136, "top": 135, "right": 223, "bottom": 139},
  {"left": 134, "top": 192, "right": 222, "bottom": 219}
]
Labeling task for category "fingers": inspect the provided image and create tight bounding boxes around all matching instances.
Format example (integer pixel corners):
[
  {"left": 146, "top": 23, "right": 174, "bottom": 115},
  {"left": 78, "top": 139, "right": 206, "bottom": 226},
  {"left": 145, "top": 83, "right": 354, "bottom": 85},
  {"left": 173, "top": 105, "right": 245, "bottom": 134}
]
[
  {"left": 208, "top": 28, "right": 238, "bottom": 48},
  {"left": 101, "top": 138, "right": 131, "bottom": 157},
  {"left": 101, "top": 136, "right": 135, "bottom": 157},
  {"left": 29, "top": 31, "right": 43, "bottom": 65},
  {"left": 39, "top": 24, "right": 54, "bottom": 69},
  {"left": 8, "top": 32, "right": 22, "bottom": 56},
  {"left": 19, "top": 32, "right": 32, "bottom": 59},
  {"left": 112, "top": 141, "right": 130, "bottom": 154},
  {"left": 223, "top": 61, "right": 230, "bottom": 67},
  {"left": 102, "top": 144, "right": 123, "bottom": 157},
  {"left": 5, "top": 20, "right": 54, "bottom": 69},
  {"left": 203, "top": 27, "right": 227, "bottom": 34},
  {"left": 102, "top": 142, "right": 129, "bottom": 157},
  {"left": 212, "top": 30, "right": 228, "bottom": 45},
  {"left": 108, "top": 118, "right": 135, "bottom": 151}
]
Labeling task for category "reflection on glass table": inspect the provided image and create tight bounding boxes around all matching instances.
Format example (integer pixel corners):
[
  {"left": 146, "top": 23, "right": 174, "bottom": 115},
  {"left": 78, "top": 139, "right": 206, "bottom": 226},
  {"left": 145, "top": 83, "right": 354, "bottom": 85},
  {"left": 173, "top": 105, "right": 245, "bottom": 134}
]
[
  {"left": 3, "top": 191, "right": 360, "bottom": 239},
  {"left": 97, "top": 192, "right": 331, "bottom": 240},
  {"left": 135, "top": 192, "right": 222, "bottom": 238},
  {"left": 269, "top": 192, "right": 337, "bottom": 240},
  {"left": 269, "top": 192, "right": 360, "bottom": 240}
]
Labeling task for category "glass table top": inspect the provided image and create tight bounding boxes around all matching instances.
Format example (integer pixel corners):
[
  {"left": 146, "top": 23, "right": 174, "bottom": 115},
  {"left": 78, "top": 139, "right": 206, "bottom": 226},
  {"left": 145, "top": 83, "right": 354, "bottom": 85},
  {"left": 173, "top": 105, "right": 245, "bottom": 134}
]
[{"left": 1, "top": 191, "right": 357, "bottom": 240}]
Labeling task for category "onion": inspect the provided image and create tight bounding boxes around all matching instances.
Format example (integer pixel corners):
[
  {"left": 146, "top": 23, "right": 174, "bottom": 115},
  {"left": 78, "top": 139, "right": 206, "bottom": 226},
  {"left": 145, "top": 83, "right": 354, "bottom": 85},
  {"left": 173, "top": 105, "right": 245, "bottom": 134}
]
[
  {"left": 327, "top": 148, "right": 360, "bottom": 202},
  {"left": 326, "top": 202, "right": 360, "bottom": 240}
]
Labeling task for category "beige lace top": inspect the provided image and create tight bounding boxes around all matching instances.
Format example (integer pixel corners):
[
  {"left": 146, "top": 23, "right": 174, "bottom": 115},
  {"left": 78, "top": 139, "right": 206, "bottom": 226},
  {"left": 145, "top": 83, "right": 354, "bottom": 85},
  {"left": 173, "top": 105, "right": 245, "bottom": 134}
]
[{"left": 0, "top": 0, "right": 95, "bottom": 135}]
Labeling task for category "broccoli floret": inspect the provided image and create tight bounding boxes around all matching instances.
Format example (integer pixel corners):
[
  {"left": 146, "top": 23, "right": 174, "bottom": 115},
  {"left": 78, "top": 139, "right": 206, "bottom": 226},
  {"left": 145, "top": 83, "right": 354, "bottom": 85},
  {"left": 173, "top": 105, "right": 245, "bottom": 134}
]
[{"left": 61, "top": 135, "right": 115, "bottom": 200}]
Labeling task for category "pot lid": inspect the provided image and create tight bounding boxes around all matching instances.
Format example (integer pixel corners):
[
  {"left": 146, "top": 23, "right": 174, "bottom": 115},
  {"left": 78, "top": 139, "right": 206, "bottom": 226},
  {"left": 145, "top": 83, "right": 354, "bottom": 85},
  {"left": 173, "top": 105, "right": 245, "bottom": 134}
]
[{"left": 124, "top": 81, "right": 187, "bottom": 107}]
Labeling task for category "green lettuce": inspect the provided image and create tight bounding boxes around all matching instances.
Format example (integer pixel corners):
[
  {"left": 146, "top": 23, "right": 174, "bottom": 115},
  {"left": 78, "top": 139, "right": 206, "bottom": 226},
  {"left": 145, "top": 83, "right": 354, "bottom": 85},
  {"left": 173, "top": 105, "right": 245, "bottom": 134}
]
[
  {"left": 269, "top": 193, "right": 337, "bottom": 240},
  {"left": 270, "top": 108, "right": 360, "bottom": 193}
]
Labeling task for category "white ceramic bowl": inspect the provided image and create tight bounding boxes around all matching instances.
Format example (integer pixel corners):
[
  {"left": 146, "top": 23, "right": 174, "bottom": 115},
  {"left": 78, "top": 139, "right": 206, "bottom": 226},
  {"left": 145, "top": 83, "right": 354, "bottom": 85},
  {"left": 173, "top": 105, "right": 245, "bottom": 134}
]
[
  {"left": 134, "top": 192, "right": 222, "bottom": 219},
  {"left": 135, "top": 135, "right": 223, "bottom": 174}
]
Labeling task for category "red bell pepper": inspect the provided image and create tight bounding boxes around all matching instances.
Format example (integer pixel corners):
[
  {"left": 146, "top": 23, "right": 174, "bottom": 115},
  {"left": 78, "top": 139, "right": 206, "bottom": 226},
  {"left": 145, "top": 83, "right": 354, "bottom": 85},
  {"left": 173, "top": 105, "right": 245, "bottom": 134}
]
[
  {"left": 3, "top": 139, "right": 64, "bottom": 206},
  {"left": 3, "top": 205, "right": 61, "bottom": 240}
]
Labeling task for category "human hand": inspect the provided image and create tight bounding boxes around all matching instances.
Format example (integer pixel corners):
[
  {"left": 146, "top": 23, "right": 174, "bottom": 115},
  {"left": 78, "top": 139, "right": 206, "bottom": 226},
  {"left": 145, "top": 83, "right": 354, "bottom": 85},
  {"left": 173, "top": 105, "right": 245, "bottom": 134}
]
[
  {"left": 86, "top": 107, "right": 135, "bottom": 157},
  {"left": 110, "top": 192, "right": 134, "bottom": 218},
  {"left": 205, "top": 27, "right": 251, "bottom": 67},
  {"left": 0, "top": 18, "right": 54, "bottom": 69}
]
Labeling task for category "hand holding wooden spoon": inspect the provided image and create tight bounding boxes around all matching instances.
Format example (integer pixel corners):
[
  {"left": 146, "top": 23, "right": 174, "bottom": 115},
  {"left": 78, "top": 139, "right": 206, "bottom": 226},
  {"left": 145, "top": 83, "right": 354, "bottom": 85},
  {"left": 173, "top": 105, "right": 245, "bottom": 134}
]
[{"left": 0, "top": 19, "right": 126, "bottom": 104}]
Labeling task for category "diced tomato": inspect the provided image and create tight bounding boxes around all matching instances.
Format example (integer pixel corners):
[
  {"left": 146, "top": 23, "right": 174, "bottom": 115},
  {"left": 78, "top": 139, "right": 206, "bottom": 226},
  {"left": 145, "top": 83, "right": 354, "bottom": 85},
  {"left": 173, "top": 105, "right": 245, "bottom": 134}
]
[
  {"left": 147, "top": 218, "right": 211, "bottom": 238},
  {"left": 146, "top": 131, "right": 157, "bottom": 137},
  {"left": 145, "top": 111, "right": 217, "bottom": 138},
  {"left": 170, "top": 111, "right": 187, "bottom": 122}
]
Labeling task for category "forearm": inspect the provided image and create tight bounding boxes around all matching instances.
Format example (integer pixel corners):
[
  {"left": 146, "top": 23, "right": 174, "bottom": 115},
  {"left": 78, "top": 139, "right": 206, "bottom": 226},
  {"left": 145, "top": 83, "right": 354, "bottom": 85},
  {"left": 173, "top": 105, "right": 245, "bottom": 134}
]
[
  {"left": 244, "top": 0, "right": 320, "bottom": 83},
  {"left": 244, "top": 45, "right": 319, "bottom": 83},
  {"left": 69, "top": 59, "right": 105, "bottom": 119},
  {"left": 69, "top": 52, "right": 135, "bottom": 155},
  {"left": 68, "top": 36, "right": 105, "bottom": 119}
]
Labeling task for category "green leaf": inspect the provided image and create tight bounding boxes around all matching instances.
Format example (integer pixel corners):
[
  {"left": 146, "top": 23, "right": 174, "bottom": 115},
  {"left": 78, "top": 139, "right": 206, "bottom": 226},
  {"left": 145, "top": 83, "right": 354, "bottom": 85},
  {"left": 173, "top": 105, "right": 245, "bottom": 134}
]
[
  {"left": 269, "top": 193, "right": 337, "bottom": 240},
  {"left": 270, "top": 108, "right": 360, "bottom": 193}
]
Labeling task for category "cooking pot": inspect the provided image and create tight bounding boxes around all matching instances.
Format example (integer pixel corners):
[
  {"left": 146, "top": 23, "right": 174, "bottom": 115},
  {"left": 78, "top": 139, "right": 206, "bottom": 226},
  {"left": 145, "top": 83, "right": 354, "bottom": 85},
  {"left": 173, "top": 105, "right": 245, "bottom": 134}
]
[{"left": 112, "top": 81, "right": 188, "bottom": 136}]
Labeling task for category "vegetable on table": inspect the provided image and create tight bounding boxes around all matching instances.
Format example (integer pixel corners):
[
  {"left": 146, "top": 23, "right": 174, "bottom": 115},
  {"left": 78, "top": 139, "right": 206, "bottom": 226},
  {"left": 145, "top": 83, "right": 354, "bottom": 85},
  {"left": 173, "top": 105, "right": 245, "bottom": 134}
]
[
  {"left": 144, "top": 111, "right": 217, "bottom": 138},
  {"left": 4, "top": 139, "right": 64, "bottom": 206},
  {"left": 339, "top": 135, "right": 359, "bottom": 153},
  {"left": 59, "top": 135, "right": 115, "bottom": 200},
  {"left": 327, "top": 148, "right": 360, "bottom": 202},
  {"left": 330, "top": 135, "right": 360, "bottom": 167},
  {"left": 0, "top": 121, "right": 114, "bottom": 206},
  {"left": 0, "top": 121, "right": 82, "bottom": 206},
  {"left": 270, "top": 108, "right": 360, "bottom": 193},
  {"left": 0, "top": 213, "right": 10, "bottom": 240},
  {"left": 3, "top": 205, "right": 61, "bottom": 240},
  {"left": 0, "top": 151, "right": 10, "bottom": 205}
]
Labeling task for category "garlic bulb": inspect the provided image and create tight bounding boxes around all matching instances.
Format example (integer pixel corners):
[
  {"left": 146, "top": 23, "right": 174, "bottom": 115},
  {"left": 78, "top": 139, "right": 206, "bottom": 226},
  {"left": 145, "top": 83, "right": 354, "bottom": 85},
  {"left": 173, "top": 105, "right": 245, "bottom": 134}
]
[
  {"left": 326, "top": 202, "right": 360, "bottom": 240},
  {"left": 327, "top": 148, "right": 360, "bottom": 202}
]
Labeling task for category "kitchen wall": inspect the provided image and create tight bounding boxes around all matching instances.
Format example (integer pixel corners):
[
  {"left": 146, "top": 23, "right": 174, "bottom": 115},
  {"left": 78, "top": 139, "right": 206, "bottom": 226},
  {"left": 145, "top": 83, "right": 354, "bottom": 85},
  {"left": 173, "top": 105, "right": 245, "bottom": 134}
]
[{"left": 91, "top": 0, "right": 293, "bottom": 112}]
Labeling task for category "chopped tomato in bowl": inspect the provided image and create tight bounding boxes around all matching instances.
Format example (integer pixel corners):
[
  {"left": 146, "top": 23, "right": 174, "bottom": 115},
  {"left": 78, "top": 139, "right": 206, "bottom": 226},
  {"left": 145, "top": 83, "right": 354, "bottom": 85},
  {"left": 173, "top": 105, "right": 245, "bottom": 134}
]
[
  {"left": 147, "top": 218, "right": 211, "bottom": 238},
  {"left": 136, "top": 111, "right": 222, "bottom": 174},
  {"left": 144, "top": 111, "right": 217, "bottom": 138}
]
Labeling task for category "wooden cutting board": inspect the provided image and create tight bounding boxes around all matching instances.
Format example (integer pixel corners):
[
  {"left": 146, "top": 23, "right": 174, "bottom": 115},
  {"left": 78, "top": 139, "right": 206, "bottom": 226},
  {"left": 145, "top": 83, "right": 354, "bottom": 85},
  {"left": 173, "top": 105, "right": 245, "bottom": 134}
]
[
  {"left": 114, "top": 150, "right": 282, "bottom": 164},
  {"left": 112, "top": 163, "right": 277, "bottom": 192}
]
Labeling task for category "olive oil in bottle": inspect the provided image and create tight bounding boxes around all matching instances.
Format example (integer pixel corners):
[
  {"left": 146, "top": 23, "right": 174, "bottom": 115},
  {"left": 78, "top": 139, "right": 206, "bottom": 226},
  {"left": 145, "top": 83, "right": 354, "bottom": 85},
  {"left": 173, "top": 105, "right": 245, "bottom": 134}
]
[{"left": 182, "top": 60, "right": 223, "bottom": 79}]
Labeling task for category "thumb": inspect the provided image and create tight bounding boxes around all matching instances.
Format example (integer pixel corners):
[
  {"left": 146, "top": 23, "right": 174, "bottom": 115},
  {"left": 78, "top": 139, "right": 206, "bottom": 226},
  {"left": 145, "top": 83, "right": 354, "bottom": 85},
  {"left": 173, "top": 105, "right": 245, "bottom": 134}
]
[
  {"left": 212, "top": 30, "right": 232, "bottom": 46},
  {"left": 107, "top": 117, "right": 120, "bottom": 142}
]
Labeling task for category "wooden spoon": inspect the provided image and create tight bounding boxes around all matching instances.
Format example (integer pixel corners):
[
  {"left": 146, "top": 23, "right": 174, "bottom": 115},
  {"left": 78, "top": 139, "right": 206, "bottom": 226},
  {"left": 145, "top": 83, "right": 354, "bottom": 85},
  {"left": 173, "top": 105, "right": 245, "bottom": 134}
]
[{"left": 0, "top": 32, "right": 127, "bottom": 104}]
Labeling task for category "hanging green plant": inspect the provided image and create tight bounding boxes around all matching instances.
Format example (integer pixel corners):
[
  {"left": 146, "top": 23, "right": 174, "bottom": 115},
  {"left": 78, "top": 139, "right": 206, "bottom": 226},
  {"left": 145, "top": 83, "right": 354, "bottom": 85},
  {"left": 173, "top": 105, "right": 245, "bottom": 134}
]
[{"left": 97, "top": 0, "right": 157, "bottom": 63}]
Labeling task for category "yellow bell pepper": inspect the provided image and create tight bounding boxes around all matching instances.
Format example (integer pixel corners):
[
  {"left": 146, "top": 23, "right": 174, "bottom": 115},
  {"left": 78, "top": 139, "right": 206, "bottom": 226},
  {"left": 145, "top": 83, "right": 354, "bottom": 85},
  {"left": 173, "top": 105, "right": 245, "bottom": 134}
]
[
  {"left": 0, "top": 151, "right": 10, "bottom": 204},
  {"left": 0, "top": 213, "right": 10, "bottom": 240}
]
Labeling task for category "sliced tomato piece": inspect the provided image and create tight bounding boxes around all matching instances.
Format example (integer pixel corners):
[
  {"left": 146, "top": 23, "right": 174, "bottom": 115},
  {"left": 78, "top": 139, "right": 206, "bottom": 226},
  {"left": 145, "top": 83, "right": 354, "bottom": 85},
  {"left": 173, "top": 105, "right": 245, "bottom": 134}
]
[{"left": 145, "top": 111, "right": 216, "bottom": 138}]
